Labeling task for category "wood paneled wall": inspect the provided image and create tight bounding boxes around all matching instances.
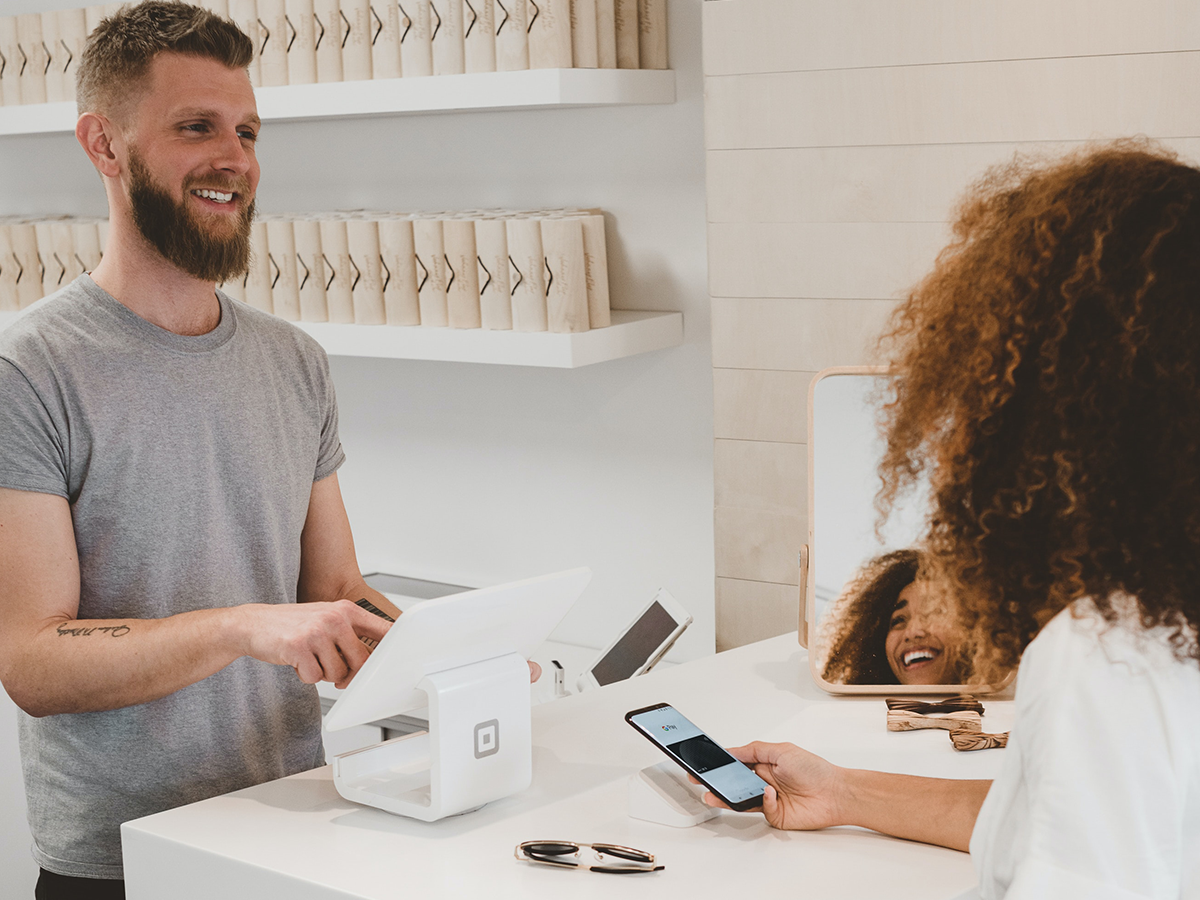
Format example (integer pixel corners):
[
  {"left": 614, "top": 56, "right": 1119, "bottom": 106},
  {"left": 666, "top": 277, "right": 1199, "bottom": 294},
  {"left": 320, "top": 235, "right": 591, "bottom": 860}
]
[{"left": 703, "top": 0, "right": 1200, "bottom": 650}]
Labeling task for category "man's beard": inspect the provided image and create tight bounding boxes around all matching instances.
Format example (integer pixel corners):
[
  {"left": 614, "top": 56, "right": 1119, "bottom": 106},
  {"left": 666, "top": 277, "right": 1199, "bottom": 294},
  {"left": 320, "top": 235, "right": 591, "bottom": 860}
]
[{"left": 127, "top": 150, "right": 255, "bottom": 284}]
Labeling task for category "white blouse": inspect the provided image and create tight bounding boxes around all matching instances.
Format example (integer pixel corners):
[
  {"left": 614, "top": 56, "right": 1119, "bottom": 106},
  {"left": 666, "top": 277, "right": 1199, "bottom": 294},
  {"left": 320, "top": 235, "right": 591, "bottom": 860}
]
[{"left": 968, "top": 598, "right": 1200, "bottom": 899}]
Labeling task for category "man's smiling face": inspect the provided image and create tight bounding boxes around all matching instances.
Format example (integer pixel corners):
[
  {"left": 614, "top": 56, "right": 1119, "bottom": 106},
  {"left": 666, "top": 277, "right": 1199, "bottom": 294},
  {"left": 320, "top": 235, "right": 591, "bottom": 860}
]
[{"left": 121, "top": 52, "right": 260, "bottom": 282}]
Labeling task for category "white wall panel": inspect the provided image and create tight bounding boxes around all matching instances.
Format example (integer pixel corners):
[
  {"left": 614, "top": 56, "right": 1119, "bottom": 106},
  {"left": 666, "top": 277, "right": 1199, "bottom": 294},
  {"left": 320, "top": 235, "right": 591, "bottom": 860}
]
[
  {"left": 714, "top": 438, "right": 804, "bottom": 516},
  {"left": 706, "top": 52, "right": 1200, "bottom": 150},
  {"left": 712, "top": 368, "right": 813, "bottom": 442},
  {"left": 703, "top": 0, "right": 1200, "bottom": 77},
  {"left": 714, "top": 504, "right": 804, "bottom": 585},
  {"left": 715, "top": 576, "right": 800, "bottom": 651},
  {"left": 708, "top": 139, "right": 1200, "bottom": 225},
  {"left": 711, "top": 296, "right": 897, "bottom": 372},
  {"left": 709, "top": 221, "right": 947, "bottom": 299}
]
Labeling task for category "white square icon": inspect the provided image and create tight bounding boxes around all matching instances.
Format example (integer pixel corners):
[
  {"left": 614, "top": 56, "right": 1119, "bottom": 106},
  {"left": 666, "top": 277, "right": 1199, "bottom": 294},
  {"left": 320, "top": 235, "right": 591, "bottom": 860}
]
[{"left": 474, "top": 719, "right": 500, "bottom": 758}]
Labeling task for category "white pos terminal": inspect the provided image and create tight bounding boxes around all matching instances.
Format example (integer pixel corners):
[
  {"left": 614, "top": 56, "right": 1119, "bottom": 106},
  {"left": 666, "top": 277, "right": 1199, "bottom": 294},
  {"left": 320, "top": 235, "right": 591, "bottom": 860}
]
[{"left": 324, "top": 568, "right": 591, "bottom": 822}]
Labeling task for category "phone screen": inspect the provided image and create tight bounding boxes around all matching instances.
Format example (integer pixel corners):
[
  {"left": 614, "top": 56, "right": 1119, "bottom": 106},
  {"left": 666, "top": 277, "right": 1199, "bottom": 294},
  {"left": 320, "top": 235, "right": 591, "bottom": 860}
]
[{"left": 626, "top": 704, "right": 767, "bottom": 809}]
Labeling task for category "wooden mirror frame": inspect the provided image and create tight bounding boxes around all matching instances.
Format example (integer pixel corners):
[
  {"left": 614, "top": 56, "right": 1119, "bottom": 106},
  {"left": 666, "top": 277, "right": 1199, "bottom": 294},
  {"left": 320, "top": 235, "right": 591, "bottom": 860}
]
[{"left": 799, "top": 366, "right": 1015, "bottom": 695}]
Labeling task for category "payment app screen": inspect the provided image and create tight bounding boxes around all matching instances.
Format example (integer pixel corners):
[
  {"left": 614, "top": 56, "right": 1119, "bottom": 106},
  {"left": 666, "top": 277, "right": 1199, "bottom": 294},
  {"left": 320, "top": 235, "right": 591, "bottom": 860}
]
[{"left": 630, "top": 706, "right": 767, "bottom": 805}]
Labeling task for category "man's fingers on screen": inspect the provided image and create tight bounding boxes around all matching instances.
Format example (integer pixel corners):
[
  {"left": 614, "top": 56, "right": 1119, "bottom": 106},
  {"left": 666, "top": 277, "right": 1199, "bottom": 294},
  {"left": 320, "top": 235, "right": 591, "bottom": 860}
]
[{"left": 344, "top": 600, "right": 392, "bottom": 640}]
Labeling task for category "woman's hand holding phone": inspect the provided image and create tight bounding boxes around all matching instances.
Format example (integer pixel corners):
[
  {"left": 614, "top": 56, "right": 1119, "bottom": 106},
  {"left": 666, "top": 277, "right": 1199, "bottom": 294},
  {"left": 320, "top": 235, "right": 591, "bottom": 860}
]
[{"left": 698, "top": 741, "right": 845, "bottom": 831}]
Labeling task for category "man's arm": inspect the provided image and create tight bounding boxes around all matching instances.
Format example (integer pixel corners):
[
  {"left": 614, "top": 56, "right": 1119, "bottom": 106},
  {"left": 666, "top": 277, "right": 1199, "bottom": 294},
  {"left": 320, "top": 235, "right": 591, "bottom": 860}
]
[
  {"left": 295, "top": 473, "right": 401, "bottom": 621},
  {"left": 0, "top": 486, "right": 390, "bottom": 718}
]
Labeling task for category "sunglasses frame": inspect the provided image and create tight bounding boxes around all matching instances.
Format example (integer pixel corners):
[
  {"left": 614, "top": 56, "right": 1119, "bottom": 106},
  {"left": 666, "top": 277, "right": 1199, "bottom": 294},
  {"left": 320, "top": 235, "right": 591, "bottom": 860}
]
[{"left": 514, "top": 841, "right": 663, "bottom": 874}]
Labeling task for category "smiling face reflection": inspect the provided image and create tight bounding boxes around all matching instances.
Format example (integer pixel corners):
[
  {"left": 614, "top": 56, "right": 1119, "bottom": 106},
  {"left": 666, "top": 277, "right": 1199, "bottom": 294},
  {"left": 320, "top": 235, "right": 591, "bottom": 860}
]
[{"left": 885, "top": 581, "right": 956, "bottom": 685}]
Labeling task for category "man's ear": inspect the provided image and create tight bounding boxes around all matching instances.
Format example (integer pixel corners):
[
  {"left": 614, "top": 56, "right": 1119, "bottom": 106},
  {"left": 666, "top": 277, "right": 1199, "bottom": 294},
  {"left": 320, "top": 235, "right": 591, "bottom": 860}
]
[{"left": 76, "top": 113, "right": 122, "bottom": 178}]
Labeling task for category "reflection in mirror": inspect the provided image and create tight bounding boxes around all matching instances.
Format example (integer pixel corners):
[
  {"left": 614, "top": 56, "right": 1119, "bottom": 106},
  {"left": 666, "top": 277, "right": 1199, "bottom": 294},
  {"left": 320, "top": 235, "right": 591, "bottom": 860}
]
[{"left": 809, "top": 369, "right": 1013, "bottom": 692}]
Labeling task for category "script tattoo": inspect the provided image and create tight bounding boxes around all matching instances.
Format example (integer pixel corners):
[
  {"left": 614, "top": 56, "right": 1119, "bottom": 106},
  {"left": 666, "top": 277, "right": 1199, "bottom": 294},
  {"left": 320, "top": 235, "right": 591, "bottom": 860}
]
[{"left": 56, "top": 624, "right": 131, "bottom": 638}]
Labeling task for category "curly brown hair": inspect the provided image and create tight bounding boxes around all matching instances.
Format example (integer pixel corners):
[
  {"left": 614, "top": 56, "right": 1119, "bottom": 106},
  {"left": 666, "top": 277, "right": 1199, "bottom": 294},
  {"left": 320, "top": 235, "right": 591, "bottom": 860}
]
[
  {"left": 878, "top": 140, "right": 1200, "bottom": 676},
  {"left": 821, "top": 550, "right": 923, "bottom": 684}
]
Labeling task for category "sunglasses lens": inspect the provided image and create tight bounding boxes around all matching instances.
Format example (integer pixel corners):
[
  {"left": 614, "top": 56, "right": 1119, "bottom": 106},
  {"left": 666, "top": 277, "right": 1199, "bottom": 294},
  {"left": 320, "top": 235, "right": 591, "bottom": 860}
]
[
  {"left": 523, "top": 842, "right": 578, "bottom": 857},
  {"left": 593, "top": 844, "right": 652, "bottom": 863}
]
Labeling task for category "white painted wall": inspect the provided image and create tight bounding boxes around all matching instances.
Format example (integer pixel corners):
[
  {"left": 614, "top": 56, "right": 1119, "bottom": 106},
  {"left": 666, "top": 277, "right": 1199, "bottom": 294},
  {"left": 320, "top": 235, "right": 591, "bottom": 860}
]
[{"left": 0, "top": 0, "right": 710, "bottom": 889}]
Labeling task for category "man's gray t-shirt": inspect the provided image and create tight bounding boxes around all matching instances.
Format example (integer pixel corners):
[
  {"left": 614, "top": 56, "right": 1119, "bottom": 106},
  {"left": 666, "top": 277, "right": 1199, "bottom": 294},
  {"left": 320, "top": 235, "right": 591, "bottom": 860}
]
[{"left": 0, "top": 275, "right": 345, "bottom": 879}]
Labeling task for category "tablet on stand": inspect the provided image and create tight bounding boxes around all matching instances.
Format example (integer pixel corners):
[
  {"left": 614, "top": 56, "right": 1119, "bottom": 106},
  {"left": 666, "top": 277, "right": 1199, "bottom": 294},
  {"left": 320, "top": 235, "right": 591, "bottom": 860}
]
[{"left": 325, "top": 567, "right": 591, "bottom": 822}]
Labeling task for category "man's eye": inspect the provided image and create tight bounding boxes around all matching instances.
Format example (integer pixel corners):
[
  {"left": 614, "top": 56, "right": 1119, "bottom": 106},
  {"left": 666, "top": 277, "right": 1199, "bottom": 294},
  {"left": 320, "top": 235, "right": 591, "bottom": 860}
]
[
  {"left": 238, "top": 130, "right": 258, "bottom": 142},
  {"left": 183, "top": 123, "right": 209, "bottom": 133}
]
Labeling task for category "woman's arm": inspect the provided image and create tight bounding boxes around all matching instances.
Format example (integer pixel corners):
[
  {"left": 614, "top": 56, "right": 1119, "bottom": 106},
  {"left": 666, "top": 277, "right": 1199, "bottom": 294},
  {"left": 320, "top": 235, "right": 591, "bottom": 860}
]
[{"left": 704, "top": 741, "right": 991, "bottom": 852}]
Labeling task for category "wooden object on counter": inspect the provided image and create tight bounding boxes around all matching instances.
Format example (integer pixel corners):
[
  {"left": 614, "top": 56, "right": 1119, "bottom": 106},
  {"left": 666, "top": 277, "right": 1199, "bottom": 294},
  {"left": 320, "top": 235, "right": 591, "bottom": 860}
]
[
  {"left": 949, "top": 730, "right": 1009, "bottom": 752},
  {"left": 885, "top": 697, "right": 985, "bottom": 733}
]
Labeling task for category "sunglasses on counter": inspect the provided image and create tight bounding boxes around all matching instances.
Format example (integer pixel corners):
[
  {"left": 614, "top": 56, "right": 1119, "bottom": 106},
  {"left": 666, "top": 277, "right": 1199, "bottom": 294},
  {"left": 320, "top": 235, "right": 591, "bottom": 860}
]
[{"left": 514, "top": 840, "right": 664, "bottom": 873}]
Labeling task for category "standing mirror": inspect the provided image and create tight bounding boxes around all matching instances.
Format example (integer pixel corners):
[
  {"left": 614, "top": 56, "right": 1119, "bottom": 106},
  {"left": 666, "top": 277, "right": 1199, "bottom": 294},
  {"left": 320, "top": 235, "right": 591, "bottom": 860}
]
[{"left": 802, "top": 367, "right": 1014, "bottom": 694}]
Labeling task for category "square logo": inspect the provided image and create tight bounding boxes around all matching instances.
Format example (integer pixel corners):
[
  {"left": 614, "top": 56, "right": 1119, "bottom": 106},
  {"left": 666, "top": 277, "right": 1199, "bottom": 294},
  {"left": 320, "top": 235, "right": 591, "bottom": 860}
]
[{"left": 474, "top": 719, "right": 500, "bottom": 759}]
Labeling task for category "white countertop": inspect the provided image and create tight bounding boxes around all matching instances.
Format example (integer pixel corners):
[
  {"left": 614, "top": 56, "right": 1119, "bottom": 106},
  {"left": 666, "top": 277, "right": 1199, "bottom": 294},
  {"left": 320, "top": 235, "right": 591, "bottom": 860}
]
[{"left": 122, "top": 634, "right": 1009, "bottom": 899}]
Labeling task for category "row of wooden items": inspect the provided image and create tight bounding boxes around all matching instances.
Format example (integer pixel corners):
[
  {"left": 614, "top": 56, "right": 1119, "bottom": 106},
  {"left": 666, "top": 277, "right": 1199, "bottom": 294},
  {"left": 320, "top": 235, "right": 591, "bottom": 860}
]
[
  {"left": 0, "top": 217, "right": 106, "bottom": 311},
  {"left": 226, "top": 210, "right": 612, "bottom": 332},
  {"left": 0, "top": 0, "right": 666, "bottom": 107},
  {"left": 0, "top": 211, "right": 613, "bottom": 334}
]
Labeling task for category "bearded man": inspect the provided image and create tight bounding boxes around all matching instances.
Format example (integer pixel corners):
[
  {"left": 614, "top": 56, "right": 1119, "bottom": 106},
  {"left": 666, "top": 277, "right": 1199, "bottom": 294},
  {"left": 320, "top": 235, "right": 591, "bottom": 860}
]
[{"left": 0, "top": 5, "right": 401, "bottom": 898}]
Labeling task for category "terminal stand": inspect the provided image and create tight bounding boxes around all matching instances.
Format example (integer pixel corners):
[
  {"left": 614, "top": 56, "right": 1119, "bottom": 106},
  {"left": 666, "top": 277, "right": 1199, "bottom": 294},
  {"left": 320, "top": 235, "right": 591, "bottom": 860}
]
[
  {"left": 332, "top": 652, "right": 531, "bottom": 822},
  {"left": 628, "top": 761, "right": 719, "bottom": 827}
]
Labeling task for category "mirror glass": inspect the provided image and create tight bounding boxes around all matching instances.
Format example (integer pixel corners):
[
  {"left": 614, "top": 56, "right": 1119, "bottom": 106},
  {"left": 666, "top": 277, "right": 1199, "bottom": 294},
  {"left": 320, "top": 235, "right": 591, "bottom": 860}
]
[{"left": 809, "top": 369, "right": 1012, "bottom": 692}]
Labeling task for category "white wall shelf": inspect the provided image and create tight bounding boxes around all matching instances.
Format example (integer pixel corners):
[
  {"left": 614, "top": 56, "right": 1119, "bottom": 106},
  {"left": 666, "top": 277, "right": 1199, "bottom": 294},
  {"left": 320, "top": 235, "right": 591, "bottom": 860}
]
[
  {"left": 296, "top": 309, "right": 683, "bottom": 367},
  {"left": 0, "top": 68, "right": 676, "bottom": 136},
  {"left": 0, "top": 308, "right": 683, "bottom": 368}
]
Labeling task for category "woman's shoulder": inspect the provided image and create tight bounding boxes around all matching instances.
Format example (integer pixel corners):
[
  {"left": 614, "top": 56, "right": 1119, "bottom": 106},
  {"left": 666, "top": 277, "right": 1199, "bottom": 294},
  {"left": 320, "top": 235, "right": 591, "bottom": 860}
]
[{"left": 1017, "top": 595, "right": 1200, "bottom": 706}]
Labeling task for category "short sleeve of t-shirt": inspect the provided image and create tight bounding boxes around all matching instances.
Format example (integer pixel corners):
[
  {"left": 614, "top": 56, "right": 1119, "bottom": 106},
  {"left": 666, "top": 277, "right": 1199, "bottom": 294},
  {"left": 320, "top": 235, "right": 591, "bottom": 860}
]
[
  {"left": 0, "top": 357, "right": 68, "bottom": 498},
  {"left": 312, "top": 347, "right": 344, "bottom": 482}
]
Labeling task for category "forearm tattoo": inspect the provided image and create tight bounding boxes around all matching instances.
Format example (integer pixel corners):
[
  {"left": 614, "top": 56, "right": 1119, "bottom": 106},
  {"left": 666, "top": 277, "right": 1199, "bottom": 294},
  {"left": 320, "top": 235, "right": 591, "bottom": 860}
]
[{"left": 56, "top": 624, "right": 131, "bottom": 638}]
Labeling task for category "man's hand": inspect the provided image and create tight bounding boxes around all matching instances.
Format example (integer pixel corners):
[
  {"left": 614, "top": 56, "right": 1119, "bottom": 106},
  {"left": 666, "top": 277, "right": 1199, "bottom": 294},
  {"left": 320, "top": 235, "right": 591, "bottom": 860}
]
[
  {"left": 698, "top": 741, "right": 845, "bottom": 830},
  {"left": 237, "top": 599, "right": 392, "bottom": 689}
]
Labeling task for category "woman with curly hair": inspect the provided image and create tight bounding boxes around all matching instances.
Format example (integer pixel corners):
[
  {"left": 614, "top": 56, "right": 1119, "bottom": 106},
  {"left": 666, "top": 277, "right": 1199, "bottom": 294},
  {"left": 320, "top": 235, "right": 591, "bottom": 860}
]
[
  {"left": 704, "top": 141, "right": 1200, "bottom": 897},
  {"left": 820, "top": 549, "right": 970, "bottom": 686}
]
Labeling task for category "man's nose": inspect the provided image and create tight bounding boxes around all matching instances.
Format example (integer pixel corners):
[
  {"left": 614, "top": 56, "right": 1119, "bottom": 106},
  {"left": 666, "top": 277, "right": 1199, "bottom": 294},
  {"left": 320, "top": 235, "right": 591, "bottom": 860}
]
[{"left": 211, "top": 130, "right": 252, "bottom": 175}]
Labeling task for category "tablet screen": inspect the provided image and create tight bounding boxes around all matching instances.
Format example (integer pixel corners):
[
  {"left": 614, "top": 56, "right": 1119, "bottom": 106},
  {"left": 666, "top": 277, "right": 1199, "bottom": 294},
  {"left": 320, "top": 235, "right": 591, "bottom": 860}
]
[{"left": 591, "top": 601, "right": 678, "bottom": 685}]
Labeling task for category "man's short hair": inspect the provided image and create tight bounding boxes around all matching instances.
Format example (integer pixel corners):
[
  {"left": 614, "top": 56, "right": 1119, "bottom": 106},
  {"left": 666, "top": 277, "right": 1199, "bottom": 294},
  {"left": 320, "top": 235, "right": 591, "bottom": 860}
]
[{"left": 77, "top": 1, "right": 253, "bottom": 119}]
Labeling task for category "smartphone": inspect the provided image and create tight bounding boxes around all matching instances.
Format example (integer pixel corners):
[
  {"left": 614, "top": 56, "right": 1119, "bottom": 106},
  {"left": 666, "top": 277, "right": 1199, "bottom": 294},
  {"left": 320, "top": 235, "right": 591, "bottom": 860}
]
[{"left": 625, "top": 703, "right": 767, "bottom": 812}]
